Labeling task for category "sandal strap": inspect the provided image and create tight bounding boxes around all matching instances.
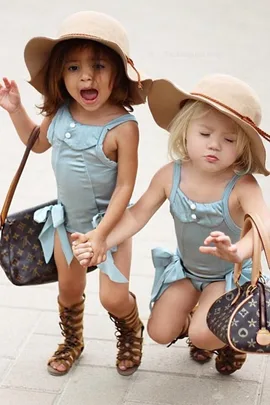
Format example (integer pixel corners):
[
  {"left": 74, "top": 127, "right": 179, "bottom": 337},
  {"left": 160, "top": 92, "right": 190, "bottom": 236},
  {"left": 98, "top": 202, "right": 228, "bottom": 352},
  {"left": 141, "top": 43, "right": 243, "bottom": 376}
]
[
  {"left": 216, "top": 345, "right": 247, "bottom": 374},
  {"left": 187, "top": 339, "right": 214, "bottom": 362},
  {"left": 48, "top": 295, "right": 85, "bottom": 371},
  {"left": 48, "top": 342, "right": 84, "bottom": 369},
  {"left": 109, "top": 292, "right": 144, "bottom": 368}
]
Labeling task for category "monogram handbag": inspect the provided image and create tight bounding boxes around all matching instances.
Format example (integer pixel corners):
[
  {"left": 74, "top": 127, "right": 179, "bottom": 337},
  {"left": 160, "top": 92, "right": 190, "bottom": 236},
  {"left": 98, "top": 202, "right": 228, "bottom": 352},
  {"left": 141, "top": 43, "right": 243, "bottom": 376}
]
[
  {"left": 0, "top": 126, "right": 96, "bottom": 286},
  {"left": 207, "top": 212, "right": 270, "bottom": 353}
]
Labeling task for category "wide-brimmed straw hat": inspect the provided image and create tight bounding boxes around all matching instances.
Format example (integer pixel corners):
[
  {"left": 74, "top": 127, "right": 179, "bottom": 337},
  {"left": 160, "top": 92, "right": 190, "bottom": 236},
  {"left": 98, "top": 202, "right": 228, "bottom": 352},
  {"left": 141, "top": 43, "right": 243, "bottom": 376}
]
[
  {"left": 148, "top": 74, "right": 270, "bottom": 175},
  {"left": 24, "top": 11, "right": 152, "bottom": 104}
]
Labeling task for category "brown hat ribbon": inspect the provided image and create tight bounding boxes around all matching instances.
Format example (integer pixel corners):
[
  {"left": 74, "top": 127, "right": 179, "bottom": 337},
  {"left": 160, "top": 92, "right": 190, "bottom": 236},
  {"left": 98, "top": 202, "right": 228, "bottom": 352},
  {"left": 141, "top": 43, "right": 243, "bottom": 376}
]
[
  {"left": 126, "top": 57, "right": 143, "bottom": 89},
  {"left": 191, "top": 92, "right": 270, "bottom": 142}
]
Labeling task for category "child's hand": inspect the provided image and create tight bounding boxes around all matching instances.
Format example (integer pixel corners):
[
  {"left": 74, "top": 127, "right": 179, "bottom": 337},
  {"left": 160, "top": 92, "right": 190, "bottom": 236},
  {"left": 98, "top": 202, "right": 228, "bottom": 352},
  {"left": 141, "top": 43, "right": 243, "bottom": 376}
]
[
  {"left": 71, "top": 231, "right": 107, "bottom": 267},
  {"left": 71, "top": 232, "right": 93, "bottom": 267},
  {"left": 0, "top": 78, "right": 21, "bottom": 113},
  {"left": 199, "top": 231, "right": 243, "bottom": 263},
  {"left": 85, "top": 230, "right": 107, "bottom": 266}
]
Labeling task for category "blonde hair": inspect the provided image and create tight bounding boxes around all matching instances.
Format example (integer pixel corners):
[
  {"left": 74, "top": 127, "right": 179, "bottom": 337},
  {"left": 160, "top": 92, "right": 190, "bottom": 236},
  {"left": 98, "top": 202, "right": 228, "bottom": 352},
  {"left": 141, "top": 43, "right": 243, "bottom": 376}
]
[{"left": 168, "top": 100, "right": 257, "bottom": 175}]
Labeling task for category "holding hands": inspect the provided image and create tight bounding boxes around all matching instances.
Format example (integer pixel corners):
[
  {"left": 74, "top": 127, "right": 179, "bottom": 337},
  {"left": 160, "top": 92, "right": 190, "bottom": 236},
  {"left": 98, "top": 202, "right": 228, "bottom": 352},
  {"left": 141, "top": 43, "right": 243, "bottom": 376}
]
[
  {"left": 71, "top": 230, "right": 107, "bottom": 268},
  {"left": 0, "top": 78, "right": 21, "bottom": 113},
  {"left": 199, "top": 231, "right": 243, "bottom": 263},
  {"left": 72, "top": 229, "right": 244, "bottom": 269}
]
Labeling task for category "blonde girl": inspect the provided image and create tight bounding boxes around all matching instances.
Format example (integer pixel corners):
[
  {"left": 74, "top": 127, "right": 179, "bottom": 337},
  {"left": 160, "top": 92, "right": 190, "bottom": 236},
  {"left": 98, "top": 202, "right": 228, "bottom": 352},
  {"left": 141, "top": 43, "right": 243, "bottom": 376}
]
[{"left": 73, "top": 74, "right": 270, "bottom": 375}]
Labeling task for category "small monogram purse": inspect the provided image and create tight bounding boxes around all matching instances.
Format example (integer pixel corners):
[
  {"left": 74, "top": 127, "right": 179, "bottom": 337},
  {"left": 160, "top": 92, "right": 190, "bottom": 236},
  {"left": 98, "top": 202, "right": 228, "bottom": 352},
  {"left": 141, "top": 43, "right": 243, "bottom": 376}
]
[
  {"left": 207, "top": 212, "right": 270, "bottom": 353},
  {"left": 0, "top": 127, "right": 96, "bottom": 285}
]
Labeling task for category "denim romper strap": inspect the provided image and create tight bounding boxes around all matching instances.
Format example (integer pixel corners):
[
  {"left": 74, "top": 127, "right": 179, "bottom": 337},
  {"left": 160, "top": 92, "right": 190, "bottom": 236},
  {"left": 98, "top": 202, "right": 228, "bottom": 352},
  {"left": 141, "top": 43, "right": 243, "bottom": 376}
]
[{"left": 169, "top": 162, "right": 181, "bottom": 204}]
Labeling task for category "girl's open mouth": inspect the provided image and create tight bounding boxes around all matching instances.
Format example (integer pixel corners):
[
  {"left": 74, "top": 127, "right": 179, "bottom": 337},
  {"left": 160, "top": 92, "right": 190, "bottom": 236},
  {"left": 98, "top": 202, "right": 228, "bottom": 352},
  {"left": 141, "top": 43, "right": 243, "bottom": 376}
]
[{"left": 80, "top": 89, "right": 98, "bottom": 102}]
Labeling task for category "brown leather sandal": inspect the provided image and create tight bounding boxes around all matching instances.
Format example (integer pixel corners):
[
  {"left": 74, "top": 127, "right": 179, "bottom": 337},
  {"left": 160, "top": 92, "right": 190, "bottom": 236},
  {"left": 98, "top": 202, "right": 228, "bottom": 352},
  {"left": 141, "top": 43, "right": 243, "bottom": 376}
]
[
  {"left": 109, "top": 292, "right": 144, "bottom": 376},
  {"left": 47, "top": 295, "right": 85, "bottom": 376},
  {"left": 187, "top": 339, "right": 214, "bottom": 363},
  {"left": 215, "top": 345, "right": 247, "bottom": 375}
]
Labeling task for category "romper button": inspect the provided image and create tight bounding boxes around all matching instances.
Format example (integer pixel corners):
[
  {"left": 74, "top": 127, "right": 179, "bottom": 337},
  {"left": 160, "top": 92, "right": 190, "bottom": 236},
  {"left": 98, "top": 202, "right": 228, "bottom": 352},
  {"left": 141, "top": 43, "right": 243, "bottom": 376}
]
[
  {"left": 191, "top": 214, "right": 197, "bottom": 220},
  {"left": 190, "top": 203, "right": 196, "bottom": 210},
  {"left": 65, "top": 132, "right": 71, "bottom": 139},
  {"left": 70, "top": 122, "right": 76, "bottom": 128}
]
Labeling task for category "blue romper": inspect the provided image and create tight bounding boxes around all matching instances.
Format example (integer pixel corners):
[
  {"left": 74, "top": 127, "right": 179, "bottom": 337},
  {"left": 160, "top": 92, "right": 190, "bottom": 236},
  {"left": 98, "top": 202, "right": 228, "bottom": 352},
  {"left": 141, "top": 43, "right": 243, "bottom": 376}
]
[
  {"left": 150, "top": 162, "right": 253, "bottom": 307},
  {"left": 33, "top": 105, "right": 137, "bottom": 283}
]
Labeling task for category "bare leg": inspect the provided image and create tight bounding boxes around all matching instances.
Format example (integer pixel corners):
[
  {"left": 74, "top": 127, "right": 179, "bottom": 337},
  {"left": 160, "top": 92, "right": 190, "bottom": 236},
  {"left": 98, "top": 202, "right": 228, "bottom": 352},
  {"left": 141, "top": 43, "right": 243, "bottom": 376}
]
[
  {"left": 147, "top": 279, "right": 201, "bottom": 345},
  {"left": 99, "top": 238, "right": 143, "bottom": 374},
  {"left": 188, "top": 281, "right": 226, "bottom": 350},
  {"left": 99, "top": 238, "right": 133, "bottom": 317},
  {"left": 49, "top": 232, "right": 87, "bottom": 373}
]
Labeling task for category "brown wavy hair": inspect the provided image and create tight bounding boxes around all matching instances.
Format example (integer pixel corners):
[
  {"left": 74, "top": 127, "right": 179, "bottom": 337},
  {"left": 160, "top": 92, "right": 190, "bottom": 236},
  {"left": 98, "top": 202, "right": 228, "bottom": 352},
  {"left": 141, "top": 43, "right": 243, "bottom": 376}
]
[{"left": 39, "top": 38, "right": 133, "bottom": 116}]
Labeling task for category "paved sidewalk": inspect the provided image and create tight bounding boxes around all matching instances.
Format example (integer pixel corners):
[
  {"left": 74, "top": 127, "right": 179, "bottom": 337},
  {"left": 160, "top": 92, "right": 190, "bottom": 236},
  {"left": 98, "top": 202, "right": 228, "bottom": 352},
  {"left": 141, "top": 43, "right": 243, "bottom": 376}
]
[{"left": 1, "top": 1, "right": 270, "bottom": 404}]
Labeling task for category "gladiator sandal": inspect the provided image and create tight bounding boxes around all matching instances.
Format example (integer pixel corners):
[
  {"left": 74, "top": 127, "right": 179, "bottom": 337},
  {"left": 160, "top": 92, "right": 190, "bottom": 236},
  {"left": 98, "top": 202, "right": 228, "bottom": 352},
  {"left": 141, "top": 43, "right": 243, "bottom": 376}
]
[
  {"left": 47, "top": 295, "right": 85, "bottom": 376},
  {"left": 187, "top": 338, "right": 214, "bottom": 363},
  {"left": 215, "top": 345, "right": 247, "bottom": 375},
  {"left": 109, "top": 292, "right": 144, "bottom": 376}
]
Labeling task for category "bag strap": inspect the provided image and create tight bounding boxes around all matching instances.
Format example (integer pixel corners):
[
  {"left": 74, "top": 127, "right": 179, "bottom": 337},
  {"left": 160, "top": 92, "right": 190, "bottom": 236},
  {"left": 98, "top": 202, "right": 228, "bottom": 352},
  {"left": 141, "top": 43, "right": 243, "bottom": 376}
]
[
  {"left": 248, "top": 212, "right": 270, "bottom": 266},
  {"left": 0, "top": 126, "right": 40, "bottom": 227},
  {"left": 234, "top": 212, "right": 270, "bottom": 286}
]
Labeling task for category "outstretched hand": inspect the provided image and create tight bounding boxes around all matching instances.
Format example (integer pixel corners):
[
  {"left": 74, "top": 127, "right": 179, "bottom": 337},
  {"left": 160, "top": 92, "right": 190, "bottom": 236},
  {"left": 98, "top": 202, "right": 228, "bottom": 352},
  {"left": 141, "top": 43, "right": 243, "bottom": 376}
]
[
  {"left": 199, "top": 231, "right": 243, "bottom": 263},
  {"left": 0, "top": 78, "right": 21, "bottom": 113}
]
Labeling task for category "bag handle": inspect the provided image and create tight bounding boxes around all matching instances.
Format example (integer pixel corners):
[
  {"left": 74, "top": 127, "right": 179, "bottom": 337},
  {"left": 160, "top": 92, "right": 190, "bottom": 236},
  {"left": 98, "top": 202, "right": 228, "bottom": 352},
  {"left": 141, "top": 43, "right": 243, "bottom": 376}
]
[
  {"left": 0, "top": 126, "right": 40, "bottom": 227},
  {"left": 234, "top": 212, "right": 270, "bottom": 286}
]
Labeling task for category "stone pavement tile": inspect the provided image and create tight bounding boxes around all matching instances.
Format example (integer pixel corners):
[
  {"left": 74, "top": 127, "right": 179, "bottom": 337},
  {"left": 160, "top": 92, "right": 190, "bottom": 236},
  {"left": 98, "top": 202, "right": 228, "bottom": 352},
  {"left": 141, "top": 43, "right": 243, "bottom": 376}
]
[
  {"left": 259, "top": 355, "right": 270, "bottom": 405},
  {"left": 129, "top": 275, "right": 153, "bottom": 296},
  {"left": 0, "top": 270, "right": 12, "bottom": 286},
  {"left": 141, "top": 343, "right": 267, "bottom": 382},
  {"left": 84, "top": 270, "right": 100, "bottom": 293},
  {"left": 2, "top": 335, "right": 70, "bottom": 392},
  {"left": 260, "top": 387, "right": 270, "bottom": 405},
  {"left": 79, "top": 340, "right": 116, "bottom": 368},
  {"left": 0, "top": 358, "right": 10, "bottom": 380},
  {"left": 124, "top": 403, "right": 154, "bottom": 405},
  {"left": 0, "top": 388, "right": 56, "bottom": 405},
  {"left": 126, "top": 372, "right": 259, "bottom": 405},
  {"left": 0, "top": 307, "right": 40, "bottom": 358},
  {"left": 0, "top": 284, "right": 57, "bottom": 311},
  {"left": 78, "top": 337, "right": 150, "bottom": 368},
  {"left": 57, "top": 366, "right": 135, "bottom": 405},
  {"left": 79, "top": 339, "right": 185, "bottom": 370}
]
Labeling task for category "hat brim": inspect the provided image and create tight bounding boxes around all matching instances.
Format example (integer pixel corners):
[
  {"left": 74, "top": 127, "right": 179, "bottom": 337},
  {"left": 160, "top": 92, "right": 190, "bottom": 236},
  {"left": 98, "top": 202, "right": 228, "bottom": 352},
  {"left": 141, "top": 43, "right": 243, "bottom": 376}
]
[
  {"left": 24, "top": 35, "right": 152, "bottom": 104},
  {"left": 148, "top": 79, "right": 269, "bottom": 175}
]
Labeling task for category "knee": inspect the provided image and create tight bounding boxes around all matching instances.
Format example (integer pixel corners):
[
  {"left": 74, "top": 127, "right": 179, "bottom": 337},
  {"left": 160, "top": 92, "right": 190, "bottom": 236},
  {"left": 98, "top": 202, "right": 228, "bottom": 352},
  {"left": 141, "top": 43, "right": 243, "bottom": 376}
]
[
  {"left": 59, "top": 279, "right": 85, "bottom": 300},
  {"left": 147, "top": 322, "right": 172, "bottom": 345},
  {"left": 99, "top": 290, "right": 128, "bottom": 314}
]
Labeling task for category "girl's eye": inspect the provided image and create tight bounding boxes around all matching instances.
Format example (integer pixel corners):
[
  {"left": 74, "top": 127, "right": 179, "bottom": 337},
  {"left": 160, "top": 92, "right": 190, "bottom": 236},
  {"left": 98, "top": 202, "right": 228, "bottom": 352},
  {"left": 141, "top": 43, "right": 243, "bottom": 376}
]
[
  {"left": 225, "top": 138, "right": 235, "bottom": 143},
  {"left": 200, "top": 132, "right": 210, "bottom": 137},
  {"left": 68, "top": 65, "right": 78, "bottom": 72},
  {"left": 93, "top": 63, "right": 105, "bottom": 70}
]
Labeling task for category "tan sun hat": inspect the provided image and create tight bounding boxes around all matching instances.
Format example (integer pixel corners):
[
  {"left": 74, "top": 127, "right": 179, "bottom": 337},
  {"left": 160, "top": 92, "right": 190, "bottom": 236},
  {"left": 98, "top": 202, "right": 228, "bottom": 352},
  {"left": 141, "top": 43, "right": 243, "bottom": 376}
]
[
  {"left": 24, "top": 11, "right": 152, "bottom": 104},
  {"left": 148, "top": 74, "right": 270, "bottom": 175}
]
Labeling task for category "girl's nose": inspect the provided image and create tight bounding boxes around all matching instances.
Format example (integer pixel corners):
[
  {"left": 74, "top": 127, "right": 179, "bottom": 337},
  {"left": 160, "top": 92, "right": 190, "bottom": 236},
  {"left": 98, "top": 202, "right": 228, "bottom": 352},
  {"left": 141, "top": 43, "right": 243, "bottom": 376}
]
[
  {"left": 207, "top": 136, "right": 221, "bottom": 151},
  {"left": 80, "top": 67, "right": 93, "bottom": 81}
]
